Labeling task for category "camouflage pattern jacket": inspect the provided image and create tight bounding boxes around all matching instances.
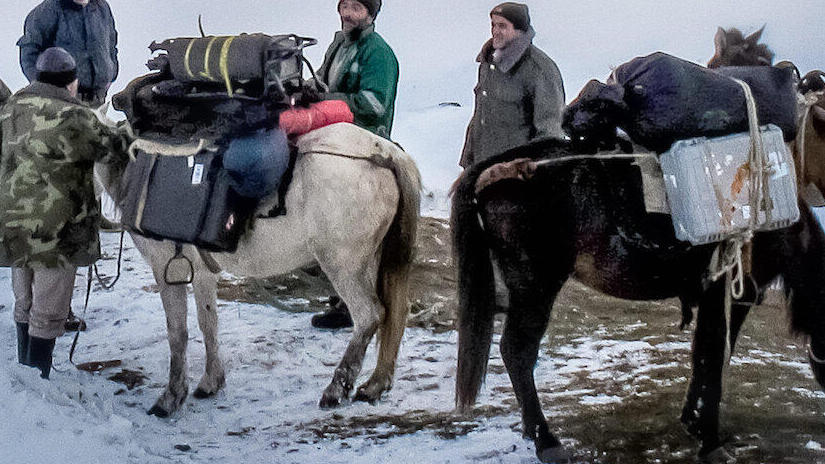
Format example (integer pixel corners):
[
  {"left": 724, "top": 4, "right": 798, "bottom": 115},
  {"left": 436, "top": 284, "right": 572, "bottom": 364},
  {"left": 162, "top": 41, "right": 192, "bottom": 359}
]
[
  {"left": 0, "top": 82, "right": 132, "bottom": 268},
  {"left": 0, "top": 79, "right": 10, "bottom": 106}
]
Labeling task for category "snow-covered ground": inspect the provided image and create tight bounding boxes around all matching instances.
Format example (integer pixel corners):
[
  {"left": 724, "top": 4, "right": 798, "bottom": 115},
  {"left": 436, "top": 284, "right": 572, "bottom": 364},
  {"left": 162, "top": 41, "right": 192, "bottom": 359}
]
[
  {"left": 0, "top": 234, "right": 820, "bottom": 464},
  {"left": 0, "top": 233, "right": 666, "bottom": 463}
]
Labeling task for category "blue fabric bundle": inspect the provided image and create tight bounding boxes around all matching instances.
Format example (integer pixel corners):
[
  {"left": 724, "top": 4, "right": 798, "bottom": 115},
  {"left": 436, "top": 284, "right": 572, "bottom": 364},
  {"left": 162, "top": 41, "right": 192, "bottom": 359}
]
[{"left": 222, "top": 129, "right": 290, "bottom": 198}]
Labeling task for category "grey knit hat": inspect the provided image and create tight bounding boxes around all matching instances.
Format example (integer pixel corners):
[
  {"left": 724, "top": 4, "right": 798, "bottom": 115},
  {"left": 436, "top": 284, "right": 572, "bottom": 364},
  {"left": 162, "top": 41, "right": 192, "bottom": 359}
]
[
  {"left": 490, "top": 2, "right": 530, "bottom": 32},
  {"left": 36, "top": 47, "right": 77, "bottom": 87}
]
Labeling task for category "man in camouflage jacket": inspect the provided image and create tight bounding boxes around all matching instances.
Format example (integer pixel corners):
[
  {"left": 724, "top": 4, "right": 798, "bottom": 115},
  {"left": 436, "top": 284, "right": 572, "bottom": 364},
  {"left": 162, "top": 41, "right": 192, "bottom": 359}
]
[
  {"left": 0, "top": 79, "right": 10, "bottom": 105},
  {"left": 0, "top": 47, "right": 132, "bottom": 379}
]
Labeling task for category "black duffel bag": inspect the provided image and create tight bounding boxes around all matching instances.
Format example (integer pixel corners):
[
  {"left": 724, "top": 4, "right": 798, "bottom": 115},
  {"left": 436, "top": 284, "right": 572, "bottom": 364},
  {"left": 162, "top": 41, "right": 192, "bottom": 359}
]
[
  {"left": 564, "top": 52, "right": 798, "bottom": 152},
  {"left": 120, "top": 144, "right": 256, "bottom": 252}
]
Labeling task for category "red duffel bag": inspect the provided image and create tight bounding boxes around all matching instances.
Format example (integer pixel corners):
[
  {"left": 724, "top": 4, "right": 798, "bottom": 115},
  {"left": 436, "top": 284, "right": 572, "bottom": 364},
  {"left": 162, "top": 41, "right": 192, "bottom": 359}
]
[{"left": 279, "top": 100, "right": 354, "bottom": 136}]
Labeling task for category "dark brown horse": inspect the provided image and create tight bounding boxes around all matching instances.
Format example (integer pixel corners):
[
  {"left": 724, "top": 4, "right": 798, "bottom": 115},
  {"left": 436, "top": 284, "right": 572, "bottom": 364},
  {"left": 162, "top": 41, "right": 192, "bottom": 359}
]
[{"left": 453, "top": 29, "right": 825, "bottom": 464}]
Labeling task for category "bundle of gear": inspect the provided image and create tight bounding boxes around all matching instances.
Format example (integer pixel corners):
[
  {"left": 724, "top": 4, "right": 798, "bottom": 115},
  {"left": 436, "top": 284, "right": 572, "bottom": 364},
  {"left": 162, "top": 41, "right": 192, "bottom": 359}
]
[{"left": 113, "top": 32, "right": 318, "bottom": 252}]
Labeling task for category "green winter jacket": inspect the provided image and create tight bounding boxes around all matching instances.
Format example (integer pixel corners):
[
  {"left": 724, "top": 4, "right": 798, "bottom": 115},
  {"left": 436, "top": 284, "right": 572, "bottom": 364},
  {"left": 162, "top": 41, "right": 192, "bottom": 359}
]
[
  {"left": 317, "top": 24, "right": 399, "bottom": 139},
  {"left": 0, "top": 82, "right": 132, "bottom": 269}
]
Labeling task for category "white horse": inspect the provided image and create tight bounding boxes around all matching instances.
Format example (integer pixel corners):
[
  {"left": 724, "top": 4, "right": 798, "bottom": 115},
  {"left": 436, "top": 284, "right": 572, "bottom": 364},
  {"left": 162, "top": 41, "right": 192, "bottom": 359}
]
[{"left": 95, "top": 123, "right": 421, "bottom": 417}]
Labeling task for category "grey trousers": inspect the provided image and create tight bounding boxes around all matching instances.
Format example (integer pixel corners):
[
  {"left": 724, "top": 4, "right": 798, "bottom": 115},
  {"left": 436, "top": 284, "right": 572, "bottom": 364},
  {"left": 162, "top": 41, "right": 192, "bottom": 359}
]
[{"left": 12, "top": 266, "right": 78, "bottom": 339}]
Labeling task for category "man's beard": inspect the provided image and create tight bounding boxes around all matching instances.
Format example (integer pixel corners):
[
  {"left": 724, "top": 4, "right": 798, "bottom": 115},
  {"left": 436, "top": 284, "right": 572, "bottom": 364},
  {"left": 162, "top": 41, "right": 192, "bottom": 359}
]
[{"left": 342, "top": 17, "right": 371, "bottom": 38}]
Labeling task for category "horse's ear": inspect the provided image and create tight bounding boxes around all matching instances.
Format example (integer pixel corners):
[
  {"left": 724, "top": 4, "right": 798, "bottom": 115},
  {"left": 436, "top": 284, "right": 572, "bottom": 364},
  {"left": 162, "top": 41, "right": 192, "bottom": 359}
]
[
  {"left": 745, "top": 25, "right": 765, "bottom": 46},
  {"left": 713, "top": 27, "right": 727, "bottom": 54}
]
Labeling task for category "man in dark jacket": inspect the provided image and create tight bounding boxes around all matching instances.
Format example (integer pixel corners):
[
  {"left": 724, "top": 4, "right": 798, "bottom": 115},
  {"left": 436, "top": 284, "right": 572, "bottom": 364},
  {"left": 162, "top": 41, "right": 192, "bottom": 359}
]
[
  {"left": 460, "top": 2, "right": 565, "bottom": 168},
  {"left": 310, "top": 0, "right": 400, "bottom": 330},
  {"left": 18, "top": 0, "right": 119, "bottom": 107},
  {"left": 0, "top": 47, "right": 132, "bottom": 379},
  {"left": 313, "top": 0, "right": 399, "bottom": 140}
]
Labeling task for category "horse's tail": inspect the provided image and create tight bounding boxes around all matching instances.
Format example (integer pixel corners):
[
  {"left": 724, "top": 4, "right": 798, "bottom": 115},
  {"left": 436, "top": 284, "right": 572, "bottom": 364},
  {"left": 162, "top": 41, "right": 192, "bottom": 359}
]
[
  {"left": 374, "top": 147, "right": 421, "bottom": 382},
  {"left": 452, "top": 169, "right": 497, "bottom": 414},
  {"left": 778, "top": 203, "right": 825, "bottom": 336}
]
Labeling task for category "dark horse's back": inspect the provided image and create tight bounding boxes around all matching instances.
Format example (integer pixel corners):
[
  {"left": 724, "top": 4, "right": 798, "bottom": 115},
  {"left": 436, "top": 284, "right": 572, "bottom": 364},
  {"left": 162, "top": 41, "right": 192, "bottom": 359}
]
[{"left": 455, "top": 140, "right": 713, "bottom": 304}]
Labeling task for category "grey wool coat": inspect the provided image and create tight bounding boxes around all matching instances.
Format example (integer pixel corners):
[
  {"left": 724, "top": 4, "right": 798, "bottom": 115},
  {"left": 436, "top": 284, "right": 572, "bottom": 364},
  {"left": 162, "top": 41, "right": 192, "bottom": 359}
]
[{"left": 460, "top": 28, "right": 565, "bottom": 168}]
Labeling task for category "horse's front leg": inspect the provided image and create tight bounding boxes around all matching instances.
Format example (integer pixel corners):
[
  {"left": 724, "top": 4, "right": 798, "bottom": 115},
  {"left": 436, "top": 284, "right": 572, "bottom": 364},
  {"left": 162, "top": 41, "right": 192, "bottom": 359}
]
[
  {"left": 191, "top": 269, "right": 225, "bottom": 398},
  {"left": 681, "top": 280, "right": 734, "bottom": 463},
  {"left": 147, "top": 280, "right": 190, "bottom": 417}
]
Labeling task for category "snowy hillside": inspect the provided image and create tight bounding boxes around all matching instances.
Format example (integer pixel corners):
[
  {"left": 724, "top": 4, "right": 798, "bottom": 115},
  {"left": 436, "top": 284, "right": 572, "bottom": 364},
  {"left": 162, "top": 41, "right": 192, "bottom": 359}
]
[{"left": 0, "top": 1, "right": 824, "bottom": 463}]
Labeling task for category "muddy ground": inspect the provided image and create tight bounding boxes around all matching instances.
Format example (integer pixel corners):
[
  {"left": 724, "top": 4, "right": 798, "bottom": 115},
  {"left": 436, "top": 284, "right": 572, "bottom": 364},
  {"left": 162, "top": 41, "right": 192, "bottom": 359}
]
[{"left": 216, "top": 217, "right": 825, "bottom": 464}]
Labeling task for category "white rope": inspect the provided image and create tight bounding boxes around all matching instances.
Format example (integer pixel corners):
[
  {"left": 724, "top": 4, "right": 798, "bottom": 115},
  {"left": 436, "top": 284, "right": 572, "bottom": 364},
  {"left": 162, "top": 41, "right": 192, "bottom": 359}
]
[{"left": 708, "top": 80, "right": 772, "bottom": 303}]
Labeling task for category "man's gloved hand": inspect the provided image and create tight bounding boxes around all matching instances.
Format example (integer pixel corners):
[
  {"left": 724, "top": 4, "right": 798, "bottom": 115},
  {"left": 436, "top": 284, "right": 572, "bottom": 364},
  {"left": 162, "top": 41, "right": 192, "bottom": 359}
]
[{"left": 298, "top": 79, "right": 328, "bottom": 107}]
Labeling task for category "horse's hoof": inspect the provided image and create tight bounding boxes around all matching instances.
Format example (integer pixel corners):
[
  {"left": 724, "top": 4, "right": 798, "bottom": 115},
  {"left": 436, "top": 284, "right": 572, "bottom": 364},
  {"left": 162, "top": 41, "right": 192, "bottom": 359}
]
[
  {"left": 147, "top": 405, "right": 170, "bottom": 418},
  {"left": 353, "top": 382, "right": 385, "bottom": 404},
  {"left": 536, "top": 445, "right": 573, "bottom": 464},
  {"left": 192, "top": 387, "right": 214, "bottom": 399},
  {"left": 680, "top": 410, "right": 701, "bottom": 438},
  {"left": 697, "top": 446, "right": 736, "bottom": 464},
  {"left": 319, "top": 393, "right": 342, "bottom": 409}
]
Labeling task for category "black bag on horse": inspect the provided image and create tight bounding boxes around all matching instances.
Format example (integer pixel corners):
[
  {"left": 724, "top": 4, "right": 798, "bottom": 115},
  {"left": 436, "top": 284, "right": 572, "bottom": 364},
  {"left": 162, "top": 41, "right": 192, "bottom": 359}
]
[
  {"left": 564, "top": 52, "right": 798, "bottom": 152},
  {"left": 119, "top": 143, "right": 258, "bottom": 252}
]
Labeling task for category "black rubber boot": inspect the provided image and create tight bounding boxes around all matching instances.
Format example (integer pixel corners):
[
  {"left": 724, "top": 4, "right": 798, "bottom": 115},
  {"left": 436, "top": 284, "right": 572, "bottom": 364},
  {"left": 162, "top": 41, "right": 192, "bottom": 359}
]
[
  {"left": 27, "top": 336, "right": 56, "bottom": 379},
  {"left": 16, "top": 322, "right": 30, "bottom": 365},
  {"left": 64, "top": 308, "right": 87, "bottom": 332},
  {"left": 311, "top": 296, "right": 354, "bottom": 329}
]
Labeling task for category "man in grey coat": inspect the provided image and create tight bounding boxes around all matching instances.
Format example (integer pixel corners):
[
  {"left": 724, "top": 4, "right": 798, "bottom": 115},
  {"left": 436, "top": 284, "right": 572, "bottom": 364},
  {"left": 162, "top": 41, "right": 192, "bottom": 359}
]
[
  {"left": 460, "top": 2, "right": 565, "bottom": 168},
  {"left": 18, "top": 0, "right": 119, "bottom": 107}
]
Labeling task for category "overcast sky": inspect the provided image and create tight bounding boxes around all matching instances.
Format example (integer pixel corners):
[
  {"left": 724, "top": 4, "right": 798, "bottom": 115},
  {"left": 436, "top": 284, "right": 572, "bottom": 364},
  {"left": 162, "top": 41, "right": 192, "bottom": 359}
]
[{"left": 0, "top": 0, "right": 822, "bottom": 111}]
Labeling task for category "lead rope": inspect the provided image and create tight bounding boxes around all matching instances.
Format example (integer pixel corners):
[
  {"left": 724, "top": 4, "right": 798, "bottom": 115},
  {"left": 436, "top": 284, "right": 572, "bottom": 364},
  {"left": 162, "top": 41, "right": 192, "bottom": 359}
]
[
  {"left": 66, "top": 230, "right": 126, "bottom": 371},
  {"left": 704, "top": 79, "right": 772, "bottom": 364}
]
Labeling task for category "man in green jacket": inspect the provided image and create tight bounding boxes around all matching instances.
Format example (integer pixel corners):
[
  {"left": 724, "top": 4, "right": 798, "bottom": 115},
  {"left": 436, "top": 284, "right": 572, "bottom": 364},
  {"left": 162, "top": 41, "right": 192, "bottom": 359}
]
[
  {"left": 0, "top": 47, "right": 132, "bottom": 379},
  {"left": 460, "top": 2, "right": 565, "bottom": 168},
  {"left": 314, "top": 0, "right": 399, "bottom": 140},
  {"left": 310, "top": 0, "right": 400, "bottom": 330}
]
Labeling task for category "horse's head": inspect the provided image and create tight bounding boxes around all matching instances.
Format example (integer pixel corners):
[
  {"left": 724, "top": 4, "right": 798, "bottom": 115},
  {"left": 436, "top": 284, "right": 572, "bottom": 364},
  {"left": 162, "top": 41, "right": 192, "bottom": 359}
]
[{"left": 707, "top": 26, "right": 774, "bottom": 68}]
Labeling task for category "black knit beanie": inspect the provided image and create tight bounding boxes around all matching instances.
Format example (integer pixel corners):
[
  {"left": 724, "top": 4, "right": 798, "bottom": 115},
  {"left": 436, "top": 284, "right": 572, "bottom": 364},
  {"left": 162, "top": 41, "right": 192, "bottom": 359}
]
[
  {"left": 490, "top": 2, "right": 530, "bottom": 32},
  {"left": 36, "top": 47, "right": 77, "bottom": 87},
  {"left": 338, "top": 0, "right": 382, "bottom": 18}
]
